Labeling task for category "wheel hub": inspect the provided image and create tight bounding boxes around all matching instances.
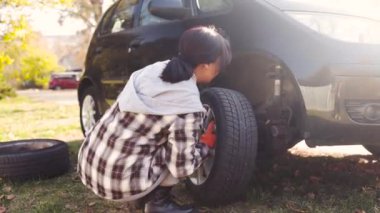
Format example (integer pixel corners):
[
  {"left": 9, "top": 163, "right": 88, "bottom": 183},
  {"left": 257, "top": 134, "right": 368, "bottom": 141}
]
[{"left": 81, "top": 95, "right": 96, "bottom": 135}]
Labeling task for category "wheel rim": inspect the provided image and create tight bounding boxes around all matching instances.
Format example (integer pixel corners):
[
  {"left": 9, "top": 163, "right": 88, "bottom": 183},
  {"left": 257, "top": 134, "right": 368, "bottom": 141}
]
[
  {"left": 81, "top": 95, "right": 96, "bottom": 135},
  {"left": 189, "top": 104, "right": 216, "bottom": 185}
]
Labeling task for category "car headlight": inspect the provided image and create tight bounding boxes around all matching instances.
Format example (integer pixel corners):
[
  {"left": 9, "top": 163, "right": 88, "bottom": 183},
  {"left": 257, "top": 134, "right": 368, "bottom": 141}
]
[{"left": 286, "top": 12, "right": 380, "bottom": 44}]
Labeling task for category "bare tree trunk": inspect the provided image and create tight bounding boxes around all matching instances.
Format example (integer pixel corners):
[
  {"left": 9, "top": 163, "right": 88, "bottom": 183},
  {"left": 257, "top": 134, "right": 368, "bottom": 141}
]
[{"left": 89, "top": 0, "right": 103, "bottom": 23}]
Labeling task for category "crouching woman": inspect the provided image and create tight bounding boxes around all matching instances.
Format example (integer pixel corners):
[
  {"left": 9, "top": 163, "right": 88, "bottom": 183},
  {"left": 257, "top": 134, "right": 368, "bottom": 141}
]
[{"left": 77, "top": 26, "right": 231, "bottom": 213}]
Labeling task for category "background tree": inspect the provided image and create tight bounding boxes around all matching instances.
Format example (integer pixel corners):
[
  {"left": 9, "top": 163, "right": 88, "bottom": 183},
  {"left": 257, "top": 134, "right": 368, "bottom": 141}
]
[
  {"left": 0, "top": 0, "right": 114, "bottom": 97},
  {"left": 0, "top": 0, "right": 66, "bottom": 96},
  {"left": 53, "top": 0, "right": 116, "bottom": 76},
  {"left": 59, "top": 0, "right": 103, "bottom": 29}
]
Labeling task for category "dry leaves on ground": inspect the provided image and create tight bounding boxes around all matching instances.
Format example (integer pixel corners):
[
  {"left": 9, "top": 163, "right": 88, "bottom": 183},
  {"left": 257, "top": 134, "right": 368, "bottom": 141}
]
[
  {"left": 307, "top": 192, "right": 316, "bottom": 200},
  {"left": 285, "top": 201, "right": 307, "bottom": 213},
  {"left": 2, "top": 187, "right": 11, "bottom": 193},
  {"left": 0, "top": 206, "right": 6, "bottom": 213},
  {"left": 88, "top": 202, "right": 96, "bottom": 207},
  {"left": 309, "top": 176, "right": 322, "bottom": 184},
  {"left": 6, "top": 194, "right": 15, "bottom": 201}
]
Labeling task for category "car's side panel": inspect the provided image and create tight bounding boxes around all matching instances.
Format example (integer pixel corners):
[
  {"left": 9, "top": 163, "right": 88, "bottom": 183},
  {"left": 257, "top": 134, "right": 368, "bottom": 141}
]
[
  {"left": 95, "top": 32, "right": 134, "bottom": 101},
  {"left": 127, "top": 22, "right": 184, "bottom": 73},
  {"left": 81, "top": 0, "right": 380, "bottom": 146}
]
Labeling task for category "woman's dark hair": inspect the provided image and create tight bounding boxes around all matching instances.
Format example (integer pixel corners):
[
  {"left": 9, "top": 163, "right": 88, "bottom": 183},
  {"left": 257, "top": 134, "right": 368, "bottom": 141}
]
[{"left": 161, "top": 26, "right": 231, "bottom": 83}]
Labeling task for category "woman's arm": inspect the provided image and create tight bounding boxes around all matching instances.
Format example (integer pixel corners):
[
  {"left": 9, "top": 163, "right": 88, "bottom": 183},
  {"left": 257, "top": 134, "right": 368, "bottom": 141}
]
[{"left": 165, "top": 112, "right": 210, "bottom": 178}]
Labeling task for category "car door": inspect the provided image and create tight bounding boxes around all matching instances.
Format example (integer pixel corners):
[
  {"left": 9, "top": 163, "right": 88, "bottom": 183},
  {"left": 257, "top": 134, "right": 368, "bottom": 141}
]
[
  {"left": 60, "top": 76, "right": 68, "bottom": 88},
  {"left": 92, "top": 0, "right": 140, "bottom": 103},
  {"left": 60, "top": 76, "right": 67, "bottom": 88},
  {"left": 68, "top": 75, "right": 77, "bottom": 88},
  {"left": 125, "top": 0, "right": 194, "bottom": 73}
]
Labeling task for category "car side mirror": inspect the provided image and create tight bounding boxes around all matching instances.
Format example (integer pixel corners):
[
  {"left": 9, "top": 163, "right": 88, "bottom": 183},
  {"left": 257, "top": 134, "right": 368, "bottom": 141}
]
[{"left": 149, "top": 0, "right": 191, "bottom": 20}]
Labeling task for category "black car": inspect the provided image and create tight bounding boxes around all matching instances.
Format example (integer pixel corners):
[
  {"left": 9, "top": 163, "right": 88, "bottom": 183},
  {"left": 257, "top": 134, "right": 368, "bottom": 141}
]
[{"left": 78, "top": 0, "right": 380, "bottom": 204}]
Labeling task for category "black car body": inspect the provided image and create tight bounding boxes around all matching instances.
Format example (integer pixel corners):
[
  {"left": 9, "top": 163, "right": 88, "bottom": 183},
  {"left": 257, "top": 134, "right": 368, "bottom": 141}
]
[
  {"left": 79, "top": 0, "right": 380, "bottom": 146},
  {"left": 78, "top": 0, "right": 380, "bottom": 204}
]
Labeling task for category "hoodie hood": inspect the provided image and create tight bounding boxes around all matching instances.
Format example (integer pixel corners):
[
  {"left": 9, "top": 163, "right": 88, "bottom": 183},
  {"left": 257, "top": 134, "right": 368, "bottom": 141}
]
[{"left": 117, "top": 60, "right": 206, "bottom": 115}]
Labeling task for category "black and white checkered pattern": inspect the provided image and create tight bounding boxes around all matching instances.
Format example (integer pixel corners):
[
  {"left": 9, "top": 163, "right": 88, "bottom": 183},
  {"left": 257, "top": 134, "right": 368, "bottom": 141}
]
[{"left": 77, "top": 103, "right": 210, "bottom": 201}]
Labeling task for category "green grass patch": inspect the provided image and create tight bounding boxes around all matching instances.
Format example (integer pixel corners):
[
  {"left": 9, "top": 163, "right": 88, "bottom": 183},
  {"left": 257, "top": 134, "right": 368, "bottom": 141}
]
[
  {"left": 0, "top": 96, "right": 82, "bottom": 142},
  {"left": 1, "top": 96, "right": 380, "bottom": 212},
  {"left": 0, "top": 142, "right": 137, "bottom": 213}
]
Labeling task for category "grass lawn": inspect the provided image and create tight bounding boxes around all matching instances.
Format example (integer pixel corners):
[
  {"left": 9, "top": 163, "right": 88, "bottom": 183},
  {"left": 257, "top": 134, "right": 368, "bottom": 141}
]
[
  {"left": 0, "top": 96, "right": 82, "bottom": 142},
  {"left": 1, "top": 95, "right": 380, "bottom": 212}
]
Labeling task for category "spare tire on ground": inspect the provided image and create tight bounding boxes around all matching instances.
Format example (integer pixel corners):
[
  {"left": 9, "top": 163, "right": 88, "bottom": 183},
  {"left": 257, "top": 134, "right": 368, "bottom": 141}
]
[{"left": 0, "top": 139, "right": 71, "bottom": 181}]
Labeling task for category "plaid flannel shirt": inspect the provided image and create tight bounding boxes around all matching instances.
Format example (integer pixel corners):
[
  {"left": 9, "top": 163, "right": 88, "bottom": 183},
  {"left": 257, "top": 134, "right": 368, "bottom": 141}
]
[{"left": 77, "top": 103, "right": 210, "bottom": 201}]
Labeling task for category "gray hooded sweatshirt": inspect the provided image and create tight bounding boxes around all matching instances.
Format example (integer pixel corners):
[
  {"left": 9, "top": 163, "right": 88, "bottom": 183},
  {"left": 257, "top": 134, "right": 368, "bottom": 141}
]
[
  {"left": 117, "top": 60, "right": 206, "bottom": 115},
  {"left": 78, "top": 60, "right": 210, "bottom": 201}
]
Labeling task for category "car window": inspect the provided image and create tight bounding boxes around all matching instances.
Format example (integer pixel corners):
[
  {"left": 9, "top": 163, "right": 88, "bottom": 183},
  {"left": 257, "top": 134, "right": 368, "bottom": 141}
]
[
  {"left": 111, "top": 0, "right": 139, "bottom": 33},
  {"left": 52, "top": 74, "right": 78, "bottom": 79},
  {"left": 139, "top": 0, "right": 170, "bottom": 26},
  {"left": 99, "top": 0, "right": 139, "bottom": 35},
  {"left": 99, "top": 5, "right": 116, "bottom": 35},
  {"left": 196, "top": 0, "right": 233, "bottom": 12}
]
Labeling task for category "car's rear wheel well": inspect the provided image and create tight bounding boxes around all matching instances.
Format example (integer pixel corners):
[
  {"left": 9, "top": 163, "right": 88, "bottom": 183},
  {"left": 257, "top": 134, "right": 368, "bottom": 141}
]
[{"left": 78, "top": 78, "right": 94, "bottom": 102}]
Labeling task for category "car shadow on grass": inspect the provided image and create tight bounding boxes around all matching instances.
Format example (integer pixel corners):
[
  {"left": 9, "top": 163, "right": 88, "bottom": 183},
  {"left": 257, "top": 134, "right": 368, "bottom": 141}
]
[
  {"left": 65, "top": 141, "right": 380, "bottom": 212},
  {"left": 242, "top": 153, "right": 380, "bottom": 212},
  {"left": 67, "top": 140, "right": 82, "bottom": 166}
]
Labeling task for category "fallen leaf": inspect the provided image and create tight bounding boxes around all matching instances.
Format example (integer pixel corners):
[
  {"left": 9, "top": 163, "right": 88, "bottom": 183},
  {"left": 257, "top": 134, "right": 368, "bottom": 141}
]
[
  {"left": 71, "top": 174, "right": 80, "bottom": 181},
  {"left": 6, "top": 194, "right": 15, "bottom": 200},
  {"left": 0, "top": 206, "right": 6, "bottom": 213},
  {"left": 285, "top": 201, "right": 307, "bottom": 213},
  {"left": 362, "top": 186, "right": 374, "bottom": 193},
  {"left": 0, "top": 195, "right": 4, "bottom": 199},
  {"left": 28, "top": 198, "right": 35, "bottom": 206},
  {"left": 284, "top": 186, "right": 295, "bottom": 192},
  {"left": 307, "top": 192, "right": 316, "bottom": 200},
  {"left": 65, "top": 204, "right": 77, "bottom": 210},
  {"left": 309, "top": 176, "right": 322, "bottom": 184},
  {"left": 2, "top": 187, "right": 11, "bottom": 193},
  {"left": 88, "top": 202, "right": 96, "bottom": 207}
]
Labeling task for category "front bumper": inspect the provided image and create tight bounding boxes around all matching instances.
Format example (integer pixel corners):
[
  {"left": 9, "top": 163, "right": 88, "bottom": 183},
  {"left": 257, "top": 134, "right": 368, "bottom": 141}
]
[{"left": 301, "top": 64, "right": 380, "bottom": 146}]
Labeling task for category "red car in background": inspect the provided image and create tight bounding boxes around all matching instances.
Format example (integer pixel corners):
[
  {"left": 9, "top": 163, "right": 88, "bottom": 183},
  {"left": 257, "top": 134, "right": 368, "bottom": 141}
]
[{"left": 49, "top": 72, "right": 80, "bottom": 90}]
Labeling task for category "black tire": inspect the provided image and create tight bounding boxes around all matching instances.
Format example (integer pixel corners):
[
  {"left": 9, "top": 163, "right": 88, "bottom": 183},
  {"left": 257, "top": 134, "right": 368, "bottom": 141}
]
[
  {"left": 186, "top": 87, "right": 258, "bottom": 205},
  {"left": 364, "top": 145, "right": 380, "bottom": 156},
  {"left": 79, "top": 86, "right": 101, "bottom": 136},
  {"left": 0, "top": 139, "right": 71, "bottom": 181}
]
